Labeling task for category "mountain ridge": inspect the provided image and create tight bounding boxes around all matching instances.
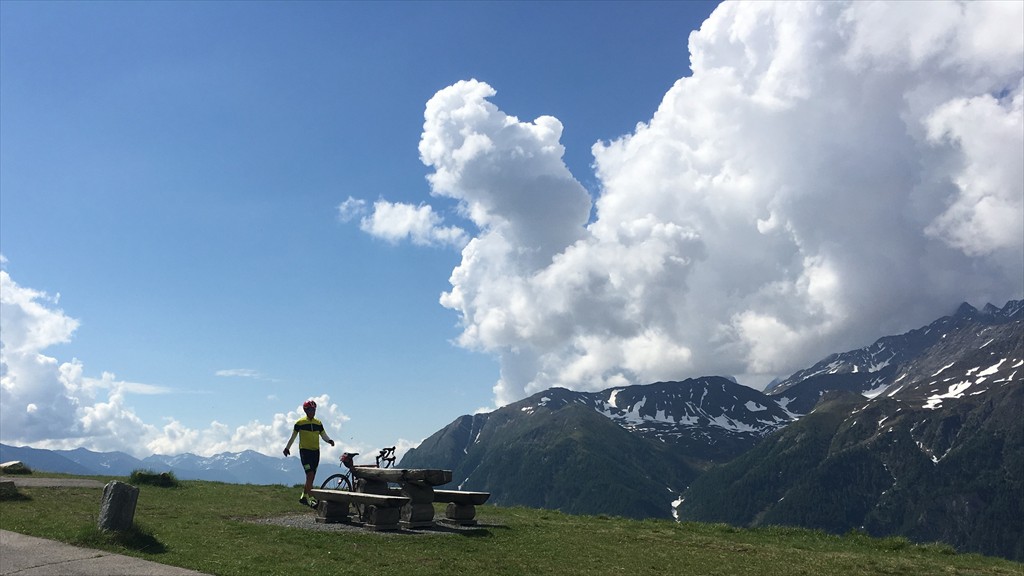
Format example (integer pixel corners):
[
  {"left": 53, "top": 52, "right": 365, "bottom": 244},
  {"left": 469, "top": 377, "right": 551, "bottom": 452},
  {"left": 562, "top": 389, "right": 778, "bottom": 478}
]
[{"left": 403, "top": 299, "right": 1023, "bottom": 559}]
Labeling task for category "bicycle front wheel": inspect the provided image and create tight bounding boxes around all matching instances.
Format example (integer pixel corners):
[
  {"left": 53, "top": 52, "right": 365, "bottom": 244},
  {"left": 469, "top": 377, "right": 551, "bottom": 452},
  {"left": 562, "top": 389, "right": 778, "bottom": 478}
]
[{"left": 320, "top": 474, "right": 352, "bottom": 491}]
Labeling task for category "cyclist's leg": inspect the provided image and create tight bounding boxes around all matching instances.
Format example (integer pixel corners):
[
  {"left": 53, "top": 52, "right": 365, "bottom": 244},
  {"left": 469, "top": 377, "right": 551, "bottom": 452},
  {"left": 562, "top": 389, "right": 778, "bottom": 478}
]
[{"left": 299, "top": 449, "right": 321, "bottom": 507}]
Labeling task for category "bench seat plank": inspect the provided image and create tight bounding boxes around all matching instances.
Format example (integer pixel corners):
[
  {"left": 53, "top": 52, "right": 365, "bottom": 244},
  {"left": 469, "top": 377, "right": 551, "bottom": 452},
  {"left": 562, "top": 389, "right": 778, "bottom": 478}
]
[
  {"left": 432, "top": 489, "right": 491, "bottom": 505},
  {"left": 310, "top": 489, "right": 409, "bottom": 508}
]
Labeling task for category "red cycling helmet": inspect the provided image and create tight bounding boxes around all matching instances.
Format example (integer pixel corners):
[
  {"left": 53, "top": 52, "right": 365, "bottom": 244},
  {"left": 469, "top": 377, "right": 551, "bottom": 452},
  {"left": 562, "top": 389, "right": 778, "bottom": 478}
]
[{"left": 302, "top": 399, "right": 317, "bottom": 411}]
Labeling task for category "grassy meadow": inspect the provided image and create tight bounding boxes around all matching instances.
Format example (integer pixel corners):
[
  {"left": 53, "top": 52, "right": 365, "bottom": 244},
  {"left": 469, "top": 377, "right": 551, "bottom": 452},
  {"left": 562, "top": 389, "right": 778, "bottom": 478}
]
[{"left": 1, "top": 474, "right": 1020, "bottom": 576}]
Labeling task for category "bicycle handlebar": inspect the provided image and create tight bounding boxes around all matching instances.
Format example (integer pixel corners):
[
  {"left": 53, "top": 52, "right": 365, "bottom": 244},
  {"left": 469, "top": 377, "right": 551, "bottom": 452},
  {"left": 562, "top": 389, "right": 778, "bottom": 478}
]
[{"left": 340, "top": 447, "right": 397, "bottom": 469}]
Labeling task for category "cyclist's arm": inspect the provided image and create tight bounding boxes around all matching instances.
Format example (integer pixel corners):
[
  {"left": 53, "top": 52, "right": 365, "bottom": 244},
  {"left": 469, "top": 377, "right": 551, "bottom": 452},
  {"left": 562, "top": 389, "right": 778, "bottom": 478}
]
[
  {"left": 283, "top": 429, "right": 298, "bottom": 454},
  {"left": 319, "top": 429, "right": 335, "bottom": 446}
]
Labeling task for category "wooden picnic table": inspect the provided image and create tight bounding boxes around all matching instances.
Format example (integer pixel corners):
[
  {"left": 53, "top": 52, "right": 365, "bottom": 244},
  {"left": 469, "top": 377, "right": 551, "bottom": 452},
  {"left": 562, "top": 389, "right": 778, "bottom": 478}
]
[
  {"left": 313, "top": 466, "right": 490, "bottom": 529},
  {"left": 352, "top": 467, "right": 453, "bottom": 528}
]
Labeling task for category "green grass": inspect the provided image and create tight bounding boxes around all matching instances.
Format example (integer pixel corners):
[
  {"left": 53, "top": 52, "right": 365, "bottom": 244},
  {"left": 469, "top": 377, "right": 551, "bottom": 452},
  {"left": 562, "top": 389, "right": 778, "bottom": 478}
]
[{"left": 0, "top": 474, "right": 1020, "bottom": 576}]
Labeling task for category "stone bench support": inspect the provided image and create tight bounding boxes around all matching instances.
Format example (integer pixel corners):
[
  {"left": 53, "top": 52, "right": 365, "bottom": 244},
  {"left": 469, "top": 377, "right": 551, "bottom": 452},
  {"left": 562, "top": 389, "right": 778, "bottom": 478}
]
[
  {"left": 433, "top": 490, "right": 491, "bottom": 526},
  {"left": 398, "top": 482, "right": 438, "bottom": 528}
]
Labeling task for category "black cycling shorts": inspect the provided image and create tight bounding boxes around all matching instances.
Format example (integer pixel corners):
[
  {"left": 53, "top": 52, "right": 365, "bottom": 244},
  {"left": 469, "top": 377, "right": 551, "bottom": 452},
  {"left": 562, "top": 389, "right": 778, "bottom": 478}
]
[{"left": 299, "top": 449, "right": 320, "bottom": 473}]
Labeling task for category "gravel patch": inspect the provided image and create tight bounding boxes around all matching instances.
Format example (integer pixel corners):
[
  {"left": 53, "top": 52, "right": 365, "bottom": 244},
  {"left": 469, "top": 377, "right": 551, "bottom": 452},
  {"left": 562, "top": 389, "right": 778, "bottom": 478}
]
[{"left": 0, "top": 476, "right": 105, "bottom": 488}]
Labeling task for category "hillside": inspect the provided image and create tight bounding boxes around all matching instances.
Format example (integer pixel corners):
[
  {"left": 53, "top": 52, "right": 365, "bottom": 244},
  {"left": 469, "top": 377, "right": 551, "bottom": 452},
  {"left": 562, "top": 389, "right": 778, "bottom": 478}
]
[
  {"left": 401, "top": 375, "right": 801, "bottom": 519},
  {"left": 404, "top": 300, "right": 1023, "bottom": 560},
  {"left": 684, "top": 301, "right": 1024, "bottom": 561},
  {"left": 401, "top": 398, "right": 700, "bottom": 519}
]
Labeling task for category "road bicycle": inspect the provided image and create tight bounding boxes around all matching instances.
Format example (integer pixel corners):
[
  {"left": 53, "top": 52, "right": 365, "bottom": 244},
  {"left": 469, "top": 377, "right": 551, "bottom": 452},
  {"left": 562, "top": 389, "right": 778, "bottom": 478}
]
[
  {"left": 320, "top": 447, "right": 396, "bottom": 519},
  {"left": 320, "top": 446, "right": 397, "bottom": 491}
]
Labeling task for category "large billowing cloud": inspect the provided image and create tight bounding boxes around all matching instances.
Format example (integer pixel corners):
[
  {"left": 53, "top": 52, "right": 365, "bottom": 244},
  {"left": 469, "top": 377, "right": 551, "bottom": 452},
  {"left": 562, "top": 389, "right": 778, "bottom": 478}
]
[
  {"left": 0, "top": 267, "right": 348, "bottom": 457},
  {"left": 354, "top": 1, "right": 1023, "bottom": 406},
  {"left": 0, "top": 269, "right": 84, "bottom": 441}
]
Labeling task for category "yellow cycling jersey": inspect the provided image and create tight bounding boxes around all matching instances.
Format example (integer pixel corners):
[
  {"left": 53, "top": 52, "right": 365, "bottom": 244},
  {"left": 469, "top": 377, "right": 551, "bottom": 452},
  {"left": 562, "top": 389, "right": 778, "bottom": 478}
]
[{"left": 293, "top": 417, "right": 326, "bottom": 451}]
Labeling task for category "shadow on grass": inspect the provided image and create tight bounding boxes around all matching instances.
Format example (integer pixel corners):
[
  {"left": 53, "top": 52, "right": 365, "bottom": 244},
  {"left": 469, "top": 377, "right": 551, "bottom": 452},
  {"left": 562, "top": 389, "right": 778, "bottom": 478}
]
[
  {"left": 76, "top": 522, "right": 168, "bottom": 554},
  {"left": 430, "top": 521, "right": 511, "bottom": 538}
]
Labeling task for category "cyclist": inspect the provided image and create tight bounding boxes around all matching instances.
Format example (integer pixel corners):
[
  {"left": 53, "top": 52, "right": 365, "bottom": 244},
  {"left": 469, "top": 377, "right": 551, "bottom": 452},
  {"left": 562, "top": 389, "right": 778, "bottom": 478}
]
[{"left": 283, "top": 399, "right": 335, "bottom": 508}]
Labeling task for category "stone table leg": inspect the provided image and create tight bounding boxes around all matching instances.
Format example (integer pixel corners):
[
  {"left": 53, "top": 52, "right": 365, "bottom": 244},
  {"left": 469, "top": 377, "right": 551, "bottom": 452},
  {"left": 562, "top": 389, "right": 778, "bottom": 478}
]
[{"left": 400, "top": 482, "right": 435, "bottom": 528}]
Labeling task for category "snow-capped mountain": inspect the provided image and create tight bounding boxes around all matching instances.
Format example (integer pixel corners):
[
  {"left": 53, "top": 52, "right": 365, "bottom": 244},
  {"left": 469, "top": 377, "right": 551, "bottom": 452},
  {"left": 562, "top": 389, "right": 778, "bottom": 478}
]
[
  {"left": 680, "top": 300, "right": 1022, "bottom": 561},
  {"left": 765, "top": 300, "right": 1022, "bottom": 414},
  {"left": 399, "top": 377, "right": 797, "bottom": 523},
  {"left": 141, "top": 450, "right": 297, "bottom": 485},
  {"left": 56, "top": 447, "right": 146, "bottom": 476},
  {"left": 402, "top": 391, "right": 704, "bottom": 520},
  {"left": 511, "top": 377, "right": 796, "bottom": 462}
]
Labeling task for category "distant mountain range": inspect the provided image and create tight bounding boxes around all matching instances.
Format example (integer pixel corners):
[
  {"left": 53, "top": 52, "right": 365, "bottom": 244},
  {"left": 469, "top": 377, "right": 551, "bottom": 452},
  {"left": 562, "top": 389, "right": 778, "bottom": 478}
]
[
  {"left": 402, "top": 300, "right": 1022, "bottom": 560},
  {"left": 0, "top": 444, "right": 298, "bottom": 486}
]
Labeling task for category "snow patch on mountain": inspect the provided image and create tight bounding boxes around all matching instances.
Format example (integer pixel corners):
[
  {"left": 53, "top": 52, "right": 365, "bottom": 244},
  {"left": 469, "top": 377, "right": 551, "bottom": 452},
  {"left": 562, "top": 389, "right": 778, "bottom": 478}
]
[{"left": 922, "top": 357, "right": 1011, "bottom": 409}]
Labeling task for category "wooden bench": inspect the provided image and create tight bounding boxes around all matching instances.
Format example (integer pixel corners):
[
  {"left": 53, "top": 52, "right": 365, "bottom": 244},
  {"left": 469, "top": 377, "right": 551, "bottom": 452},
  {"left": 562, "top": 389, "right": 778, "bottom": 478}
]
[
  {"left": 432, "top": 490, "right": 491, "bottom": 526},
  {"left": 310, "top": 489, "right": 410, "bottom": 531}
]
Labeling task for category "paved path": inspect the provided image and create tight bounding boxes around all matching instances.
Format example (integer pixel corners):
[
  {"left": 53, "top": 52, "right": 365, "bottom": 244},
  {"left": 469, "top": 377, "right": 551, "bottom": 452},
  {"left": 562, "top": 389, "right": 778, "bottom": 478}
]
[{"left": 0, "top": 531, "right": 212, "bottom": 575}]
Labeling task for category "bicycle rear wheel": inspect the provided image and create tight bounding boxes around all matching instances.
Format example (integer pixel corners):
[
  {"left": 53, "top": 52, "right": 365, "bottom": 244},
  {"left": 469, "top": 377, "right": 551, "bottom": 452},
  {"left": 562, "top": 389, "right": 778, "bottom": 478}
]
[{"left": 319, "top": 474, "right": 364, "bottom": 521}]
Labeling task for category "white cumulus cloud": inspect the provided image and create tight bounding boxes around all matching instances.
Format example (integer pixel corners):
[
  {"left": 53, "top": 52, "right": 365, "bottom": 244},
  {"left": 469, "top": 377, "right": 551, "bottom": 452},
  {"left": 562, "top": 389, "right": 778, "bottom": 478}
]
[
  {"left": 340, "top": 194, "right": 468, "bottom": 248},
  {"left": 357, "top": 1, "right": 1023, "bottom": 406},
  {"left": 359, "top": 199, "right": 469, "bottom": 248},
  {"left": 337, "top": 196, "right": 368, "bottom": 223}
]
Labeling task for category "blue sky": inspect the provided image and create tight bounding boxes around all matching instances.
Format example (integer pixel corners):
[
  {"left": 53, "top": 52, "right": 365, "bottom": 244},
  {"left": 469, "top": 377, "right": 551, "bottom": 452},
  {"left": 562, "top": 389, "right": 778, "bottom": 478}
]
[{"left": 2, "top": 1, "right": 1021, "bottom": 462}]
